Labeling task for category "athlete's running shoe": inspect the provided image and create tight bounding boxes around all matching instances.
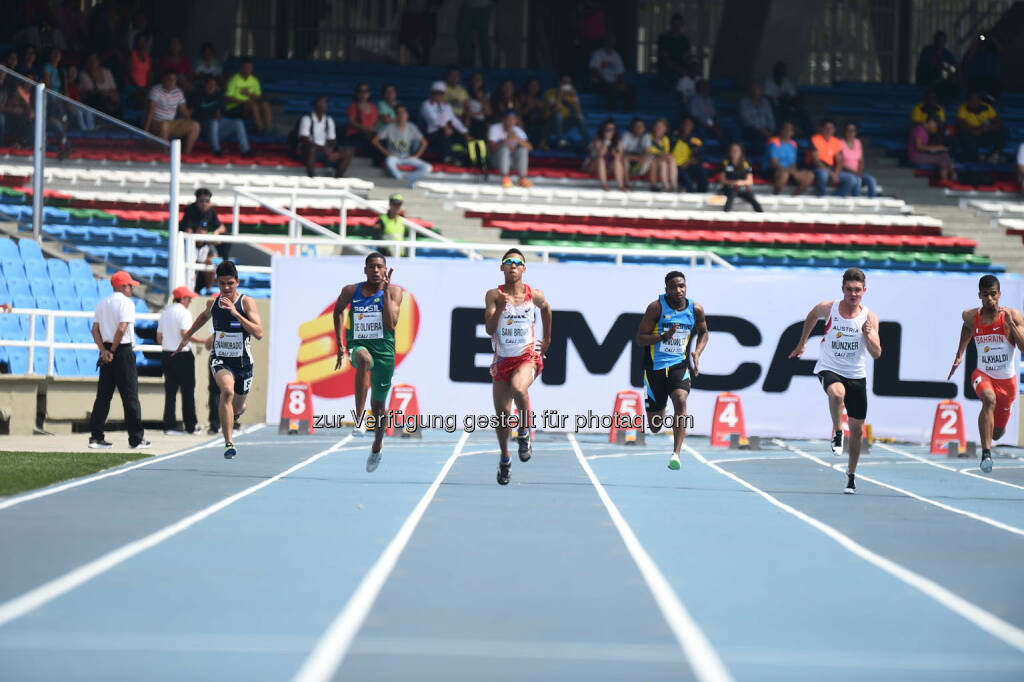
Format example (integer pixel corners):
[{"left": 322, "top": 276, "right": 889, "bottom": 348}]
[
  {"left": 831, "top": 430, "right": 844, "bottom": 455},
  {"left": 980, "top": 452, "right": 993, "bottom": 473},
  {"left": 844, "top": 473, "right": 856, "bottom": 494},
  {"left": 224, "top": 442, "right": 236, "bottom": 459},
  {"left": 366, "top": 448, "right": 382, "bottom": 472},
  {"left": 497, "top": 458, "right": 511, "bottom": 485},
  {"left": 88, "top": 438, "right": 112, "bottom": 449},
  {"left": 668, "top": 453, "right": 681, "bottom": 470},
  {"left": 517, "top": 431, "right": 532, "bottom": 462}
]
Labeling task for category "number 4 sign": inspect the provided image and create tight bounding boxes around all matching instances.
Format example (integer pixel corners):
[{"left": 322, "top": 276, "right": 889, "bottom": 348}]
[
  {"left": 710, "top": 392, "right": 747, "bottom": 447},
  {"left": 929, "top": 400, "right": 966, "bottom": 454}
]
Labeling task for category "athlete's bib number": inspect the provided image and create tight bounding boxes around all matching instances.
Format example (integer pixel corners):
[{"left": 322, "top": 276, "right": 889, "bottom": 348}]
[
  {"left": 353, "top": 311, "right": 384, "bottom": 339},
  {"left": 660, "top": 330, "right": 685, "bottom": 355},
  {"left": 498, "top": 318, "right": 532, "bottom": 352},
  {"left": 214, "top": 332, "right": 244, "bottom": 357}
]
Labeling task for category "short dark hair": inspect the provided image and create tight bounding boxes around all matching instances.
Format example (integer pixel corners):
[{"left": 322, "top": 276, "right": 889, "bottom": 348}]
[
  {"left": 313, "top": 95, "right": 327, "bottom": 107},
  {"left": 842, "top": 267, "right": 866, "bottom": 285},
  {"left": 240, "top": 57, "right": 254, "bottom": 65},
  {"left": 446, "top": 64, "right": 460, "bottom": 73},
  {"left": 216, "top": 260, "right": 238, "bottom": 279},
  {"left": 200, "top": 42, "right": 214, "bottom": 52},
  {"left": 195, "top": 188, "right": 212, "bottom": 200},
  {"left": 822, "top": 118, "right": 836, "bottom": 127},
  {"left": 160, "top": 70, "right": 176, "bottom": 81},
  {"left": 394, "top": 103, "right": 407, "bottom": 114},
  {"left": 665, "top": 271, "right": 685, "bottom": 284},
  {"left": 979, "top": 274, "right": 1000, "bottom": 291},
  {"left": 502, "top": 248, "right": 525, "bottom": 262},
  {"left": 366, "top": 252, "right": 386, "bottom": 266}
]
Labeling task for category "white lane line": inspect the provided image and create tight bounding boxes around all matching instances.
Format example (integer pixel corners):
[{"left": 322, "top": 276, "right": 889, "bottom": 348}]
[
  {"left": 0, "top": 424, "right": 267, "bottom": 511},
  {"left": 684, "top": 442, "right": 1024, "bottom": 652},
  {"left": 713, "top": 455, "right": 806, "bottom": 465},
  {"left": 293, "top": 431, "right": 473, "bottom": 682},
  {"left": 584, "top": 452, "right": 665, "bottom": 461},
  {"left": 876, "top": 442, "right": 1024, "bottom": 493},
  {"left": 0, "top": 433, "right": 353, "bottom": 628},
  {"left": 774, "top": 439, "right": 1024, "bottom": 539},
  {"left": 569, "top": 433, "right": 733, "bottom": 682}
]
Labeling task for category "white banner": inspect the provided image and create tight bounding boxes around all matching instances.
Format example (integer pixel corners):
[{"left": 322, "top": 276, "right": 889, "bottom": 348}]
[{"left": 268, "top": 256, "right": 1023, "bottom": 443}]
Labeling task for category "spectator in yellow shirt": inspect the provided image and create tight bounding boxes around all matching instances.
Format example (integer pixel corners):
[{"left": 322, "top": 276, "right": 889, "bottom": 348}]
[
  {"left": 671, "top": 116, "right": 707, "bottom": 192},
  {"left": 543, "top": 73, "right": 586, "bottom": 149},
  {"left": 910, "top": 89, "right": 945, "bottom": 124},
  {"left": 956, "top": 91, "right": 1009, "bottom": 162},
  {"left": 647, "top": 118, "right": 677, "bottom": 192},
  {"left": 224, "top": 58, "right": 272, "bottom": 133}
]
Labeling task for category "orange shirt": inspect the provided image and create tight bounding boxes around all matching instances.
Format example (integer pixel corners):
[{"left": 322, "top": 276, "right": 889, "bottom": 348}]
[
  {"left": 811, "top": 133, "right": 843, "bottom": 167},
  {"left": 130, "top": 51, "right": 150, "bottom": 88}
]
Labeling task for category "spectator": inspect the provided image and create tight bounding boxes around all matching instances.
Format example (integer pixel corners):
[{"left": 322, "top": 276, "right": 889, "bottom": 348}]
[
  {"left": 65, "top": 64, "right": 94, "bottom": 132},
  {"left": 399, "top": 0, "right": 441, "bottom": 65},
  {"left": 373, "top": 103, "right": 432, "bottom": 187},
  {"left": 672, "top": 116, "right": 708, "bottom": 193},
  {"left": 589, "top": 33, "right": 635, "bottom": 111},
  {"left": 657, "top": 13, "right": 691, "bottom": 91},
  {"left": 180, "top": 187, "right": 229, "bottom": 261},
  {"left": 377, "top": 83, "right": 399, "bottom": 129},
  {"left": 720, "top": 142, "right": 763, "bottom": 212},
  {"left": 14, "top": 16, "right": 67, "bottom": 54},
  {"left": 158, "top": 285, "right": 201, "bottom": 435},
  {"left": 420, "top": 81, "right": 470, "bottom": 163},
  {"left": 123, "top": 12, "right": 151, "bottom": 56},
  {"left": 157, "top": 37, "right": 193, "bottom": 92},
  {"left": 190, "top": 76, "right": 251, "bottom": 157},
  {"left": 767, "top": 121, "right": 814, "bottom": 195},
  {"left": 490, "top": 78, "right": 517, "bottom": 120},
  {"left": 40, "top": 46, "right": 64, "bottom": 93},
  {"left": 344, "top": 82, "right": 379, "bottom": 153},
  {"left": 488, "top": 110, "right": 533, "bottom": 188},
  {"left": 675, "top": 60, "right": 700, "bottom": 108},
  {"left": 79, "top": 52, "right": 121, "bottom": 118},
  {"left": 583, "top": 119, "right": 626, "bottom": 191},
  {"left": 457, "top": 0, "right": 494, "bottom": 68},
  {"left": 88, "top": 270, "right": 149, "bottom": 450},
  {"left": 956, "top": 91, "right": 1010, "bottom": 163},
  {"left": 840, "top": 122, "right": 877, "bottom": 198},
  {"left": 688, "top": 79, "right": 721, "bottom": 140},
  {"left": 908, "top": 115, "right": 957, "bottom": 182},
  {"left": 143, "top": 72, "right": 200, "bottom": 154},
  {"left": 464, "top": 72, "right": 491, "bottom": 139},
  {"left": 647, "top": 118, "right": 677, "bottom": 192},
  {"left": 739, "top": 82, "right": 775, "bottom": 154},
  {"left": 915, "top": 30, "right": 958, "bottom": 99},
  {"left": 39, "top": 47, "right": 72, "bottom": 159},
  {"left": 620, "top": 118, "right": 653, "bottom": 185},
  {"left": 910, "top": 89, "right": 945, "bottom": 125},
  {"left": 193, "top": 43, "right": 223, "bottom": 85},
  {"left": 224, "top": 58, "right": 272, "bottom": 133},
  {"left": 295, "top": 96, "right": 353, "bottom": 178},
  {"left": 18, "top": 45, "right": 41, "bottom": 81},
  {"left": 517, "top": 77, "right": 546, "bottom": 149},
  {"left": 0, "top": 70, "right": 32, "bottom": 147},
  {"left": 810, "top": 119, "right": 858, "bottom": 196},
  {"left": 543, "top": 72, "right": 586, "bottom": 149},
  {"left": 125, "top": 33, "right": 151, "bottom": 105},
  {"left": 1017, "top": 141, "right": 1023, "bottom": 194},
  {"left": 444, "top": 65, "right": 469, "bottom": 118},
  {"left": 371, "top": 193, "right": 408, "bottom": 256},
  {"left": 763, "top": 61, "right": 811, "bottom": 136}
]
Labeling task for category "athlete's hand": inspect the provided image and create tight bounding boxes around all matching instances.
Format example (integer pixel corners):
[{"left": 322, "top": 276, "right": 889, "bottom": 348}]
[
  {"left": 218, "top": 296, "right": 238, "bottom": 316},
  {"left": 540, "top": 337, "right": 551, "bottom": 356},
  {"left": 335, "top": 346, "right": 346, "bottom": 371},
  {"left": 947, "top": 354, "right": 963, "bottom": 380},
  {"left": 662, "top": 323, "right": 679, "bottom": 340},
  {"left": 691, "top": 351, "right": 700, "bottom": 377},
  {"left": 494, "top": 290, "right": 508, "bottom": 310},
  {"left": 788, "top": 343, "right": 805, "bottom": 359},
  {"left": 862, "top": 317, "right": 874, "bottom": 337},
  {"left": 383, "top": 268, "right": 394, "bottom": 289}
]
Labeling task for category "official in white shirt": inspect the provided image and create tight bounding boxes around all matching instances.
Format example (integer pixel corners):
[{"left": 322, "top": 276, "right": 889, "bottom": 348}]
[
  {"left": 296, "top": 95, "right": 353, "bottom": 178},
  {"left": 89, "top": 270, "right": 149, "bottom": 449},
  {"left": 158, "top": 285, "right": 202, "bottom": 434}
]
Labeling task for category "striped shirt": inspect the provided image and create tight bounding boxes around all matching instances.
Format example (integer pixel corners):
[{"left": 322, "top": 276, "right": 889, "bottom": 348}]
[{"left": 148, "top": 85, "right": 185, "bottom": 121}]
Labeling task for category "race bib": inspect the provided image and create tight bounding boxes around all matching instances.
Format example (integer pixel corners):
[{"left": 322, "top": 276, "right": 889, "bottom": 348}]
[
  {"left": 660, "top": 329, "right": 685, "bottom": 355},
  {"left": 214, "top": 331, "right": 244, "bottom": 357},
  {"left": 353, "top": 310, "right": 384, "bottom": 339}
]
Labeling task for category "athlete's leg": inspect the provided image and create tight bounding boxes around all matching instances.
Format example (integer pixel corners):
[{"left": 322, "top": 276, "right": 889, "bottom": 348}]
[
  {"left": 644, "top": 367, "right": 667, "bottom": 433},
  {"left": 508, "top": 363, "right": 536, "bottom": 433},
  {"left": 825, "top": 382, "right": 845, "bottom": 432},
  {"left": 668, "top": 388, "right": 690, "bottom": 455},
  {"left": 978, "top": 387, "right": 997, "bottom": 450},
  {"left": 370, "top": 398, "right": 386, "bottom": 453},
  {"left": 492, "top": 380, "right": 514, "bottom": 462},
  {"left": 646, "top": 409, "right": 666, "bottom": 434},
  {"left": 351, "top": 348, "right": 373, "bottom": 420},
  {"left": 215, "top": 369, "right": 236, "bottom": 445},
  {"left": 847, "top": 417, "right": 865, "bottom": 474}
]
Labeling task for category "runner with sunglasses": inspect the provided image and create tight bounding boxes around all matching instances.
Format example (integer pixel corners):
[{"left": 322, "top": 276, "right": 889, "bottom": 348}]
[{"left": 484, "top": 249, "right": 553, "bottom": 485}]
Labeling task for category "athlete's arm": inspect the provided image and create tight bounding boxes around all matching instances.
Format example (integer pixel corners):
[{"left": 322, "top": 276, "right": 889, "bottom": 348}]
[
  {"left": 236, "top": 296, "right": 263, "bottom": 340},
  {"left": 484, "top": 288, "right": 506, "bottom": 336},
  {"left": 691, "top": 303, "right": 709, "bottom": 376},
  {"left": 1003, "top": 307, "right": 1024, "bottom": 353},
  {"left": 947, "top": 308, "right": 974, "bottom": 379},
  {"left": 635, "top": 300, "right": 665, "bottom": 346},
  {"left": 174, "top": 299, "right": 214, "bottom": 355},
  {"left": 532, "top": 288, "right": 552, "bottom": 355},
  {"left": 787, "top": 300, "right": 832, "bottom": 358},
  {"left": 382, "top": 269, "right": 403, "bottom": 331},
  {"left": 333, "top": 284, "right": 355, "bottom": 370},
  {"left": 863, "top": 310, "right": 882, "bottom": 360}
]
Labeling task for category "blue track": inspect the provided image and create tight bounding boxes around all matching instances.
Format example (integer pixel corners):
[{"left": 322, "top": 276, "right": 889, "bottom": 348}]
[{"left": 2, "top": 426, "right": 1024, "bottom": 681}]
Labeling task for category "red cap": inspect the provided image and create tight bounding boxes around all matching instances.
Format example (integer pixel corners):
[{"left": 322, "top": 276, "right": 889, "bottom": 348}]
[
  {"left": 110, "top": 271, "right": 140, "bottom": 288},
  {"left": 172, "top": 285, "right": 200, "bottom": 300}
]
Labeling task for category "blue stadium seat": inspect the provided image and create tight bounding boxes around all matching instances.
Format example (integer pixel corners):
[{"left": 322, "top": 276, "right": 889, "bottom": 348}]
[
  {"left": 57, "top": 294, "right": 81, "bottom": 311},
  {"left": 6, "top": 348, "right": 28, "bottom": 374},
  {"left": 12, "top": 293, "right": 34, "bottom": 310},
  {"left": 29, "top": 278, "right": 54, "bottom": 299},
  {"left": 35, "top": 293, "right": 58, "bottom": 310},
  {"left": 47, "top": 258, "right": 70, "bottom": 281},
  {"left": 2, "top": 258, "right": 27, "bottom": 281},
  {"left": 18, "top": 239, "right": 44, "bottom": 261},
  {"left": 42, "top": 207, "right": 70, "bottom": 223},
  {"left": 0, "top": 238, "right": 19, "bottom": 260},
  {"left": 86, "top": 227, "right": 115, "bottom": 244},
  {"left": 0, "top": 314, "right": 25, "bottom": 340},
  {"left": 8, "top": 279, "right": 31, "bottom": 297},
  {"left": 24, "top": 259, "right": 47, "bottom": 278},
  {"left": 79, "top": 293, "right": 98, "bottom": 311},
  {"left": 76, "top": 350, "right": 97, "bottom": 376},
  {"left": 95, "top": 279, "right": 110, "bottom": 297},
  {"left": 43, "top": 225, "right": 67, "bottom": 240},
  {"left": 32, "top": 348, "right": 50, "bottom": 375},
  {"left": 52, "top": 317, "right": 70, "bottom": 342},
  {"left": 67, "top": 317, "right": 93, "bottom": 342},
  {"left": 54, "top": 349, "right": 76, "bottom": 376},
  {"left": 52, "top": 278, "right": 76, "bottom": 297},
  {"left": 73, "top": 278, "right": 95, "bottom": 297},
  {"left": 69, "top": 259, "right": 93, "bottom": 282},
  {"left": 64, "top": 226, "right": 91, "bottom": 243},
  {"left": 0, "top": 279, "right": 8, "bottom": 300}
]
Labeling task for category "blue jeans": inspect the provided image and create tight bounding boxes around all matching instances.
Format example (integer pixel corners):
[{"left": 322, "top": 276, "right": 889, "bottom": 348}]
[
  {"left": 552, "top": 111, "right": 586, "bottom": 144},
  {"left": 385, "top": 155, "right": 432, "bottom": 186},
  {"left": 814, "top": 168, "right": 859, "bottom": 196},
  {"left": 852, "top": 172, "right": 878, "bottom": 198},
  {"left": 202, "top": 118, "right": 250, "bottom": 153}
]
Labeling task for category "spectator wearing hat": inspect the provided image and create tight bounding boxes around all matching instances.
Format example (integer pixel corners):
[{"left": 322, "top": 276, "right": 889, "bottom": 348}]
[
  {"left": 158, "top": 286, "right": 202, "bottom": 434},
  {"left": 420, "top": 81, "right": 470, "bottom": 163},
  {"left": 373, "top": 104, "right": 432, "bottom": 187},
  {"left": 371, "top": 194, "right": 407, "bottom": 257},
  {"left": 88, "top": 271, "right": 150, "bottom": 449},
  {"left": 296, "top": 96, "right": 353, "bottom": 178},
  {"left": 488, "top": 111, "right": 534, "bottom": 188}
]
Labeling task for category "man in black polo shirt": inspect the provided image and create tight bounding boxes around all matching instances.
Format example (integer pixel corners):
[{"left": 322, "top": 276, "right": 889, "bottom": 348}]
[
  {"left": 180, "top": 188, "right": 230, "bottom": 289},
  {"left": 189, "top": 76, "right": 252, "bottom": 158}
]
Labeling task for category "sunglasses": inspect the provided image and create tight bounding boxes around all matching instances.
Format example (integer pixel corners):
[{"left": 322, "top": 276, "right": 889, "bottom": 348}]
[{"left": 502, "top": 257, "right": 525, "bottom": 267}]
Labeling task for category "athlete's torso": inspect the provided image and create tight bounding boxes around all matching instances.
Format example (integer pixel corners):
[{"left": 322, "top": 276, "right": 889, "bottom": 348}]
[
  {"left": 211, "top": 293, "right": 253, "bottom": 367},
  {"left": 346, "top": 282, "right": 395, "bottom": 353},
  {"left": 648, "top": 295, "right": 694, "bottom": 371},
  {"left": 492, "top": 284, "right": 538, "bottom": 358},
  {"left": 814, "top": 300, "right": 869, "bottom": 379},
  {"left": 973, "top": 308, "right": 1016, "bottom": 380}
]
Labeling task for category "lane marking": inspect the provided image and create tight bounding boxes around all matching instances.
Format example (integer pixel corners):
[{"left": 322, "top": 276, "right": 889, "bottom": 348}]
[
  {"left": 584, "top": 452, "right": 665, "bottom": 461},
  {"left": 0, "top": 424, "right": 266, "bottom": 511},
  {"left": 712, "top": 455, "right": 805, "bottom": 465},
  {"left": 774, "top": 439, "right": 1024, "bottom": 538},
  {"left": 293, "top": 431, "right": 473, "bottom": 682},
  {"left": 0, "top": 434, "right": 353, "bottom": 628},
  {"left": 684, "top": 442, "right": 1024, "bottom": 652},
  {"left": 876, "top": 442, "right": 1024, "bottom": 493},
  {"left": 569, "top": 433, "right": 733, "bottom": 682}
]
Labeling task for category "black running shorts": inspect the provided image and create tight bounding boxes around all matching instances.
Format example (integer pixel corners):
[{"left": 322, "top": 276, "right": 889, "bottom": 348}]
[
  {"left": 211, "top": 357, "right": 254, "bottom": 395},
  {"left": 643, "top": 361, "right": 691, "bottom": 412},
  {"left": 817, "top": 370, "right": 867, "bottom": 420}
]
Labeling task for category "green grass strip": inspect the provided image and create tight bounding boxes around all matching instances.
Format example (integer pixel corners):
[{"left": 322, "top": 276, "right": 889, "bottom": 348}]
[{"left": 0, "top": 451, "right": 149, "bottom": 497}]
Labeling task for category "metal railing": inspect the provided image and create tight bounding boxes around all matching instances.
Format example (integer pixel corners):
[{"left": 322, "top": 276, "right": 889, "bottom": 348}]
[{"left": 0, "top": 308, "right": 162, "bottom": 378}]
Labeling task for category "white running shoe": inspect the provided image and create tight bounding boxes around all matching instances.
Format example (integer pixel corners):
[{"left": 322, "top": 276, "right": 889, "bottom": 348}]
[
  {"left": 668, "top": 453, "right": 681, "bottom": 470},
  {"left": 831, "top": 430, "right": 844, "bottom": 455}
]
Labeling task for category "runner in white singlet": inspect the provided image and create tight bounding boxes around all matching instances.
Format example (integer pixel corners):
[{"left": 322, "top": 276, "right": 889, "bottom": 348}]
[
  {"left": 789, "top": 268, "right": 882, "bottom": 494},
  {"left": 484, "top": 249, "right": 552, "bottom": 486}
]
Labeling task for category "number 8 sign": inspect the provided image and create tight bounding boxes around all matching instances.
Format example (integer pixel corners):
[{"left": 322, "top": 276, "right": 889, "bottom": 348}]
[{"left": 279, "top": 381, "right": 314, "bottom": 434}]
